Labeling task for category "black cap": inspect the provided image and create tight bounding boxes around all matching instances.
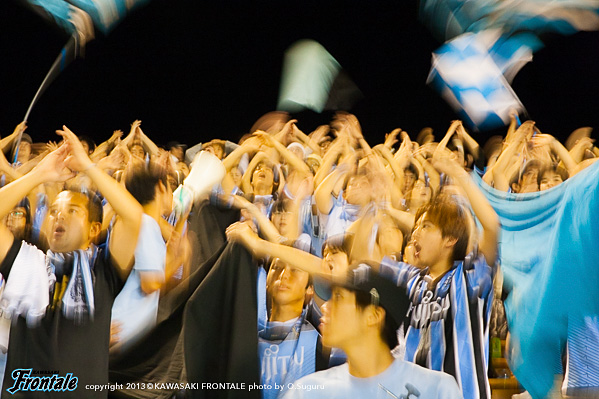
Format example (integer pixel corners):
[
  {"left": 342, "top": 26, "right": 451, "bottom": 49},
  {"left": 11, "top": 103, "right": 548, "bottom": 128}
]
[{"left": 313, "top": 261, "right": 410, "bottom": 326}]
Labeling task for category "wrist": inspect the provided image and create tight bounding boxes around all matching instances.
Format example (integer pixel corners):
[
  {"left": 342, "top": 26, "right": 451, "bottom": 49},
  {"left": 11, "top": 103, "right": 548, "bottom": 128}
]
[{"left": 83, "top": 162, "right": 97, "bottom": 172}]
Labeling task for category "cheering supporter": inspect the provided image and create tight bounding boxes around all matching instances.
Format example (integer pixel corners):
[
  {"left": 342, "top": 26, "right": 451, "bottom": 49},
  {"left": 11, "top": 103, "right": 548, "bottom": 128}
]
[
  {"left": 280, "top": 262, "right": 462, "bottom": 399},
  {"left": 0, "top": 126, "right": 143, "bottom": 398}
]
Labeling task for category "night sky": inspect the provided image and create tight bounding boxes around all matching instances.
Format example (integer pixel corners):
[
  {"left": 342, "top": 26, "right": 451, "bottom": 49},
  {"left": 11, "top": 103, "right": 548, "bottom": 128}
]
[{"left": 2, "top": 0, "right": 599, "bottom": 148}]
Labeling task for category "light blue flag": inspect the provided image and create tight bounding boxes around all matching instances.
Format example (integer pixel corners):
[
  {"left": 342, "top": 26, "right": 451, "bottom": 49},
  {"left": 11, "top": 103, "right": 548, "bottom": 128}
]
[
  {"left": 422, "top": 0, "right": 599, "bottom": 131},
  {"left": 427, "top": 31, "right": 531, "bottom": 131},
  {"left": 472, "top": 161, "right": 599, "bottom": 398}
]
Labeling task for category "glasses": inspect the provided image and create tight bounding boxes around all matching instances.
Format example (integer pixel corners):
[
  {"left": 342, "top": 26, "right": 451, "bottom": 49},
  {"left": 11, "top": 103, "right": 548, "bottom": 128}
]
[{"left": 8, "top": 211, "right": 26, "bottom": 219}]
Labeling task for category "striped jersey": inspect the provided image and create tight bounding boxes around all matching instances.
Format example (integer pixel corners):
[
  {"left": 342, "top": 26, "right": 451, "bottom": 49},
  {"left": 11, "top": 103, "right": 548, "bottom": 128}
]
[{"left": 380, "top": 252, "right": 495, "bottom": 399}]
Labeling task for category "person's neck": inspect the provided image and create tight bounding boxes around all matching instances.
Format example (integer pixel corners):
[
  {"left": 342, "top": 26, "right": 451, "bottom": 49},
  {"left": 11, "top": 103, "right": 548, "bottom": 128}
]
[
  {"left": 428, "top": 256, "right": 454, "bottom": 280},
  {"left": 254, "top": 186, "right": 272, "bottom": 196},
  {"left": 143, "top": 201, "right": 161, "bottom": 223},
  {"left": 269, "top": 302, "right": 303, "bottom": 323},
  {"left": 344, "top": 334, "right": 394, "bottom": 378}
]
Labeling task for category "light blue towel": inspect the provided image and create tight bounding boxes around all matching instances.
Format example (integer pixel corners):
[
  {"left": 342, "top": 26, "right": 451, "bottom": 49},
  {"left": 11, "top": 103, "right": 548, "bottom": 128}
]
[{"left": 473, "top": 161, "right": 599, "bottom": 398}]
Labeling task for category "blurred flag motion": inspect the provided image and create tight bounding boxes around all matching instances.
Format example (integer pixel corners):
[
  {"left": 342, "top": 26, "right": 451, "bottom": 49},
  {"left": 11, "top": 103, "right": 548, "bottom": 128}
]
[
  {"left": 421, "top": 0, "right": 599, "bottom": 130},
  {"left": 12, "top": 0, "right": 151, "bottom": 160},
  {"left": 278, "top": 39, "right": 361, "bottom": 114}
]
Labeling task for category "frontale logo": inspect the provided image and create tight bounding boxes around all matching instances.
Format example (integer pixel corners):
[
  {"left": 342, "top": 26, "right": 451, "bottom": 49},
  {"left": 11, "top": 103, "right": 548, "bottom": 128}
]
[{"left": 6, "top": 369, "right": 78, "bottom": 394}]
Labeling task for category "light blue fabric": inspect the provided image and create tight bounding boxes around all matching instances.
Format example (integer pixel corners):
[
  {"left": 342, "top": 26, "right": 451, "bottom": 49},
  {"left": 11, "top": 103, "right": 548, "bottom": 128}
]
[
  {"left": 281, "top": 357, "right": 462, "bottom": 399},
  {"left": 472, "top": 162, "right": 599, "bottom": 398},
  {"left": 421, "top": 0, "right": 599, "bottom": 130},
  {"left": 24, "top": 0, "right": 151, "bottom": 35}
]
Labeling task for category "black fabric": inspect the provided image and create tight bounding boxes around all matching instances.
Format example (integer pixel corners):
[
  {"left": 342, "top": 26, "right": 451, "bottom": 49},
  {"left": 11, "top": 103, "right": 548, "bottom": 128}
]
[
  {"left": 184, "top": 241, "right": 260, "bottom": 399},
  {"left": 1, "top": 245, "right": 123, "bottom": 399},
  {"left": 0, "top": 236, "right": 19, "bottom": 279},
  {"left": 108, "top": 201, "right": 240, "bottom": 399}
]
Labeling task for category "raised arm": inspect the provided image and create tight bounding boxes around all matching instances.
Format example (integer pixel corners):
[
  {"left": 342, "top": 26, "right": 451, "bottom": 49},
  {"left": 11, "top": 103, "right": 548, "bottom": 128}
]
[
  {"left": 0, "top": 145, "right": 73, "bottom": 264},
  {"left": 256, "top": 130, "right": 310, "bottom": 175},
  {"left": 90, "top": 130, "right": 122, "bottom": 162},
  {"left": 0, "top": 122, "right": 27, "bottom": 154},
  {"left": 314, "top": 161, "right": 350, "bottom": 215},
  {"left": 226, "top": 221, "right": 322, "bottom": 275},
  {"left": 490, "top": 121, "right": 533, "bottom": 191},
  {"left": 432, "top": 149, "right": 500, "bottom": 265},
  {"left": 57, "top": 126, "right": 143, "bottom": 280}
]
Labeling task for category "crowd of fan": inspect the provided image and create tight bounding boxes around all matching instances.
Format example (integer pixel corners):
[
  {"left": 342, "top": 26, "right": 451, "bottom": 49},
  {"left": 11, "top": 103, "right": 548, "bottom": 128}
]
[{"left": 0, "top": 111, "right": 597, "bottom": 399}]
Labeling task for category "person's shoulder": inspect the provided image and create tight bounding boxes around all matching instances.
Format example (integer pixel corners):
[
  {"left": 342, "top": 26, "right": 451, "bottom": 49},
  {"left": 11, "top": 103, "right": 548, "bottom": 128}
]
[
  {"left": 294, "top": 363, "right": 348, "bottom": 385},
  {"left": 398, "top": 360, "right": 462, "bottom": 398},
  {"left": 282, "top": 364, "right": 348, "bottom": 399}
]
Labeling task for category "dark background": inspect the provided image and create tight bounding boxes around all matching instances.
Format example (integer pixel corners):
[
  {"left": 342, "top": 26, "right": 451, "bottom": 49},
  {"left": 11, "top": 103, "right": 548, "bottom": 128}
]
[{"left": 2, "top": 0, "right": 599, "bottom": 148}]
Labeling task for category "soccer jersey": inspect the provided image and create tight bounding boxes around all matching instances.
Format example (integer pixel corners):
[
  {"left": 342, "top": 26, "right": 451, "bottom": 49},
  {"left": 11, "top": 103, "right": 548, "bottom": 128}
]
[
  {"left": 259, "top": 318, "right": 319, "bottom": 399},
  {"left": 379, "top": 253, "right": 494, "bottom": 399},
  {"left": 563, "top": 315, "right": 599, "bottom": 396}
]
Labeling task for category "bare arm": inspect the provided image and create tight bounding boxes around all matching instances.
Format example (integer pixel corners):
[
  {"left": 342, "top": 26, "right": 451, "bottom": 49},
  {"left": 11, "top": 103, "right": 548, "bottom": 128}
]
[
  {"left": 432, "top": 150, "right": 500, "bottom": 265},
  {"left": 58, "top": 126, "right": 143, "bottom": 280},
  {"left": 490, "top": 122, "right": 533, "bottom": 191},
  {"left": 226, "top": 222, "right": 322, "bottom": 275},
  {"left": 0, "top": 145, "right": 74, "bottom": 264},
  {"left": 314, "top": 162, "right": 350, "bottom": 214},
  {"left": 0, "top": 122, "right": 26, "bottom": 154}
]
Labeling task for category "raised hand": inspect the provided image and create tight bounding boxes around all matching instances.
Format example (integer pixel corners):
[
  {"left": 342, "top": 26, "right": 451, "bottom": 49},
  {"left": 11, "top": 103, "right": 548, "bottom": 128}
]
[
  {"left": 384, "top": 128, "right": 401, "bottom": 149},
  {"left": 32, "top": 144, "right": 75, "bottom": 182},
  {"left": 56, "top": 125, "right": 94, "bottom": 172}
]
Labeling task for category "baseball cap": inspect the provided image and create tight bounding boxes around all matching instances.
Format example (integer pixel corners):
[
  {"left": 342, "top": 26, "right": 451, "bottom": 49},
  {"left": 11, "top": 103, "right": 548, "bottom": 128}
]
[{"left": 313, "top": 261, "right": 410, "bottom": 326}]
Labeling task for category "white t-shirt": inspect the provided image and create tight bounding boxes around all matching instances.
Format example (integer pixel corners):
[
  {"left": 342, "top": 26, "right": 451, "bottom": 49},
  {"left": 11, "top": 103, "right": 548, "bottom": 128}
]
[
  {"left": 111, "top": 214, "right": 166, "bottom": 351},
  {"left": 282, "top": 357, "right": 462, "bottom": 399}
]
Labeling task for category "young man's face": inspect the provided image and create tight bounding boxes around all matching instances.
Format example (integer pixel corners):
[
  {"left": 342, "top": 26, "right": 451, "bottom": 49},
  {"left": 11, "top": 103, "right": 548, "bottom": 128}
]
[
  {"left": 403, "top": 170, "right": 416, "bottom": 194},
  {"left": 4, "top": 207, "right": 28, "bottom": 240},
  {"left": 322, "top": 248, "right": 349, "bottom": 277},
  {"left": 271, "top": 209, "right": 292, "bottom": 237},
  {"left": 130, "top": 144, "right": 146, "bottom": 159},
  {"left": 251, "top": 162, "right": 274, "bottom": 192},
  {"left": 205, "top": 145, "right": 223, "bottom": 160},
  {"left": 267, "top": 259, "right": 311, "bottom": 309},
  {"left": 320, "top": 287, "right": 367, "bottom": 349},
  {"left": 539, "top": 170, "right": 563, "bottom": 191},
  {"left": 45, "top": 191, "right": 95, "bottom": 253},
  {"left": 411, "top": 212, "right": 451, "bottom": 268}
]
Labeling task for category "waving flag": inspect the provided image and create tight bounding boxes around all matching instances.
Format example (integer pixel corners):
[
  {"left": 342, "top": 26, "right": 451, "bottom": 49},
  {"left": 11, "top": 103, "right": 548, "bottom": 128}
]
[
  {"left": 421, "top": 0, "right": 599, "bottom": 130},
  {"left": 427, "top": 31, "right": 532, "bottom": 130},
  {"left": 10, "top": 0, "right": 151, "bottom": 162},
  {"left": 278, "top": 40, "right": 361, "bottom": 113}
]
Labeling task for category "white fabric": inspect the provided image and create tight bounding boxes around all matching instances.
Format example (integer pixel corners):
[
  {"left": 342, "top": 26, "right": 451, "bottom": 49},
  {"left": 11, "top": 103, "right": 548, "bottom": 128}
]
[
  {"left": 0, "top": 242, "right": 49, "bottom": 326},
  {"left": 111, "top": 214, "right": 166, "bottom": 351}
]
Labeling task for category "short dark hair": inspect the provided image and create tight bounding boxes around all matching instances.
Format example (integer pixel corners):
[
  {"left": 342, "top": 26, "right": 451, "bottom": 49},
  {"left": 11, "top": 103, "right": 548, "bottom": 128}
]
[
  {"left": 322, "top": 233, "right": 354, "bottom": 259},
  {"left": 271, "top": 198, "right": 294, "bottom": 214},
  {"left": 78, "top": 135, "right": 96, "bottom": 153},
  {"left": 125, "top": 162, "right": 169, "bottom": 206},
  {"left": 404, "top": 163, "right": 419, "bottom": 180},
  {"left": 354, "top": 290, "right": 399, "bottom": 349},
  {"left": 414, "top": 194, "right": 470, "bottom": 262},
  {"left": 537, "top": 163, "right": 568, "bottom": 186},
  {"left": 63, "top": 187, "right": 104, "bottom": 224}
]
